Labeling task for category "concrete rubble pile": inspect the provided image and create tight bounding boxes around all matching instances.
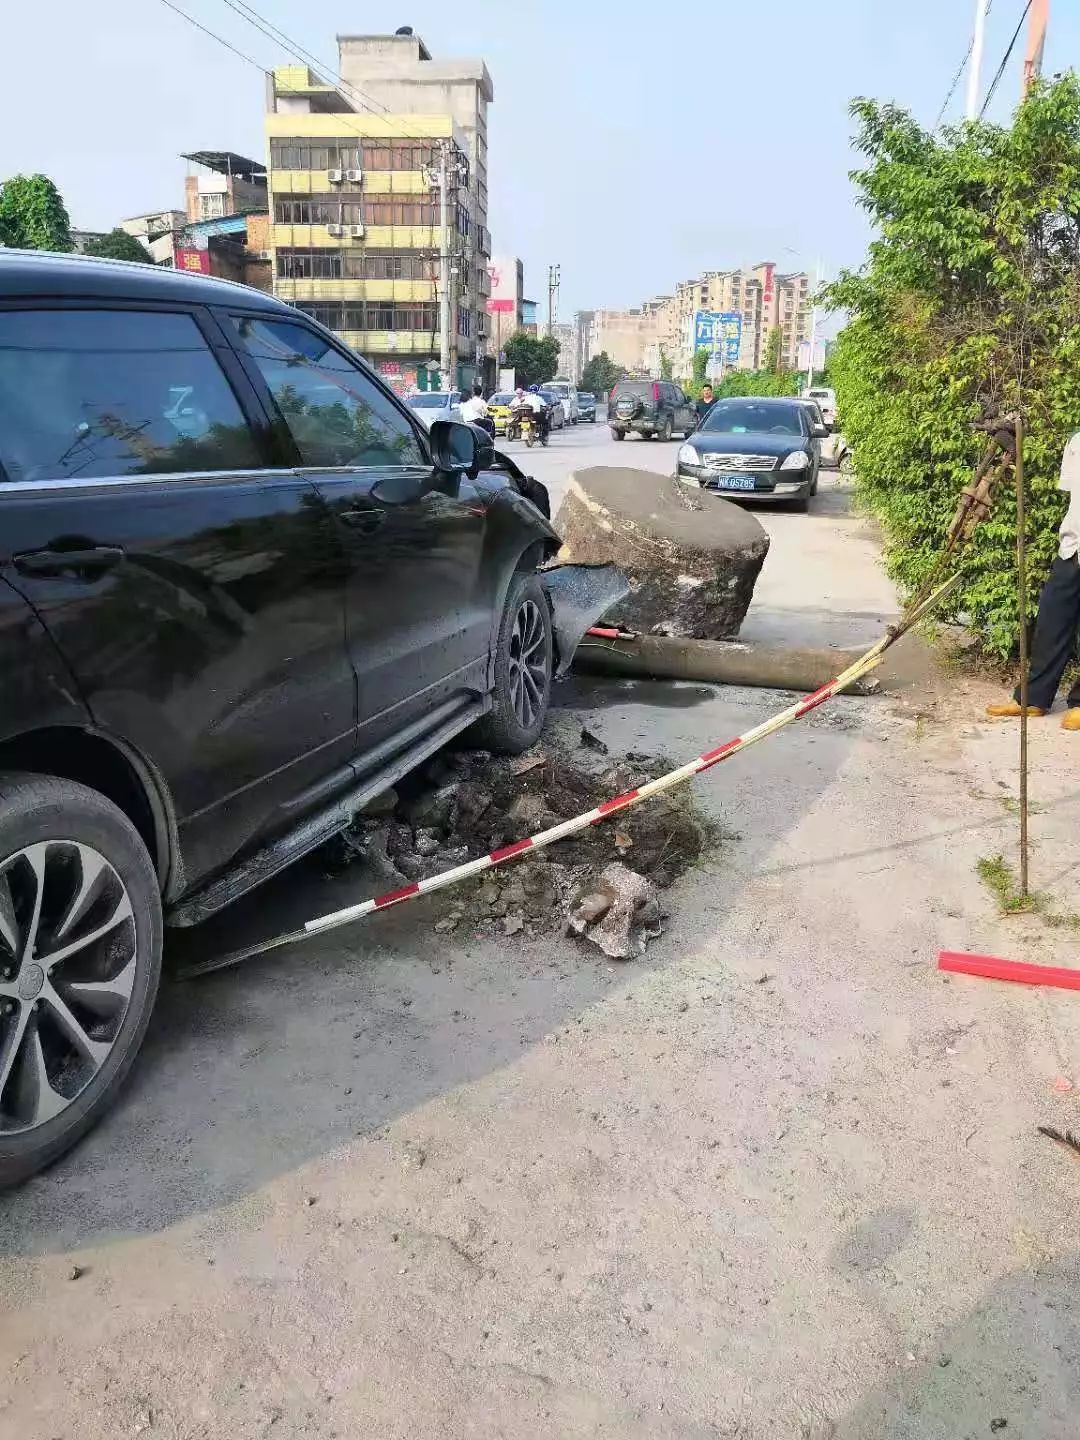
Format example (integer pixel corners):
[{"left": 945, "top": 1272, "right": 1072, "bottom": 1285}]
[{"left": 327, "top": 715, "right": 722, "bottom": 959}]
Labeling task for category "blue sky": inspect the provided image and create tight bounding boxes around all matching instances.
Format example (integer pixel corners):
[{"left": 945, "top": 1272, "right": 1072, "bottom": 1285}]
[{"left": 5, "top": 0, "right": 1076, "bottom": 313}]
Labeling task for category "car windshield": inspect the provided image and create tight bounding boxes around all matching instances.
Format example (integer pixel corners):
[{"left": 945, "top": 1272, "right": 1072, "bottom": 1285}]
[
  {"left": 491, "top": 392, "right": 513, "bottom": 405},
  {"left": 702, "top": 402, "right": 804, "bottom": 435},
  {"left": 807, "top": 390, "right": 833, "bottom": 401},
  {"left": 408, "top": 393, "right": 451, "bottom": 408},
  {"left": 577, "top": 393, "right": 594, "bottom": 402},
  {"left": 615, "top": 383, "right": 653, "bottom": 398}
]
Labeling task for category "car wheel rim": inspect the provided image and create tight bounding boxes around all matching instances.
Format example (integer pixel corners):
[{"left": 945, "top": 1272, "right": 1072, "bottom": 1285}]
[
  {"left": 507, "top": 599, "right": 548, "bottom": 729},
  {"left": 0, "top": 841, "right": 137, "bottom": 1137}
]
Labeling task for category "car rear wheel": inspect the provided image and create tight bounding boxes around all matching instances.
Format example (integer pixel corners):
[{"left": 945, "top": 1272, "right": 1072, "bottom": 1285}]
[
  {"left": 0, "top": 773, "right": 162, "bottom": 1188},
  {"left": 658, "top": 416, "right": 673, "bottom": 442},
  {"left": 611, "top": 428, "right": 625, "bottom": 441},
  {"left": 475, "top": 573, "right": 553, "bottom": 754}
]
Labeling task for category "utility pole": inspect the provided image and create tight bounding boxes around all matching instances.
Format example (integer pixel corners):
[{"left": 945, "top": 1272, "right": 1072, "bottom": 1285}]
[
  {"left": 437, "top": 141, "right": 451, "bottom": 385},
  {"left": 965, "top": 0, "right": 989, "bottom": 120},
  {"left": 547, "top": 264, "right": 560, "bottom": 336},
  {"left": 1022, "top": 0, "right": 1049, "bottom": 97},
  {"left": 804, "top": 258, "right": 821, "bottom": 395}
]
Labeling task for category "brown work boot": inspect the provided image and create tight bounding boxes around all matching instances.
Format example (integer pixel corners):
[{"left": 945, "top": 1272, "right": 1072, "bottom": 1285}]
[
  {"left": 985, "top": 699, "right": 1047, "bottom": 718},
  {"left": 1062, "top": 708, "right": 1080, "bottom": 731}
]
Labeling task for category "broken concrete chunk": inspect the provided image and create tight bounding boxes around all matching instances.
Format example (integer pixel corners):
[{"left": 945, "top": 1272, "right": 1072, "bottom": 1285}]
[
  {"left": 568, "top": 863, "right": 664, "bottom": 959},
  {"left": 554, "top": 467, "right": 769, "bottom": 639},
  {"left": 413, "top": 828, "right": 442, "bottom": 857}
]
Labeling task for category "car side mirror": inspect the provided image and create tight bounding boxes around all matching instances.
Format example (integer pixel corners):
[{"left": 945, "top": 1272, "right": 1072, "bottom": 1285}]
[
  {"left": 430, "top": 418, "right": 479, "bottom": 476},
  {"left": 811, "top": 423, "right": 828, "bottom": 439}
]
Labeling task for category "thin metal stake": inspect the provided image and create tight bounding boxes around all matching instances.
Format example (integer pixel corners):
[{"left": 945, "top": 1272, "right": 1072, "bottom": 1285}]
[{"left": 1016, "top": 415, "right": 1030, "bottom": 898}]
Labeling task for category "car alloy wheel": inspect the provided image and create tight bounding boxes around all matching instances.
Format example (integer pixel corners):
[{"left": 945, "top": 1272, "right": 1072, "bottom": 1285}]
[
  {"left": 507, "top": 598, "right": 548, "bottom": 729},
  {"left": 0, "top": 841, "right": 137, "bottom": 1137}
]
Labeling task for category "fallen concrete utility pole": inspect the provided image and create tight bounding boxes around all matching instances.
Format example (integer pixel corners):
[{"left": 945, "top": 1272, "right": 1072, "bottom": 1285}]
[
  {"left": 574, "top": 630, "right": 877, "bottom": 695},
  {"left": 178, "top": 573, "right": 959, "bottom": 980}
]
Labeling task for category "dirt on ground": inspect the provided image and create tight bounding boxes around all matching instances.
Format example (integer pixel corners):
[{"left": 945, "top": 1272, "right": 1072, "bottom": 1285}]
[{"left": 324, "top": 714, "right": 724, "bottom": 956}]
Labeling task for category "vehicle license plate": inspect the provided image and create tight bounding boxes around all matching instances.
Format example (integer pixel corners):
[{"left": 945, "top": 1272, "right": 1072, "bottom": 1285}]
[{"left": 715, "top": 474, "right": 757, "bottom": 490}]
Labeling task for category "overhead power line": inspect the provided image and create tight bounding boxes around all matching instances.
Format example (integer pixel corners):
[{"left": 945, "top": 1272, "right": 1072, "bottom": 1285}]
[
  {"left": 980, "top": 0, "right": 1034, "bottom": 117},
  {"left": 157, "top": 0, "right": 270, "bottom": 73}
]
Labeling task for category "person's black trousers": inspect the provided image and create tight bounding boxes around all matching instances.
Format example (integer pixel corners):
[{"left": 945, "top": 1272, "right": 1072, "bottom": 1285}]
[{"left": 1014, "top": 555, "right": 1080, "bottom": 709}]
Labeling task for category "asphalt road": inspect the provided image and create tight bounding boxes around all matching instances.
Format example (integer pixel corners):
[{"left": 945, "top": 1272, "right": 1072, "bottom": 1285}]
[{"left": 3, "top": 443, "right": 1079, "bottom": 1438}]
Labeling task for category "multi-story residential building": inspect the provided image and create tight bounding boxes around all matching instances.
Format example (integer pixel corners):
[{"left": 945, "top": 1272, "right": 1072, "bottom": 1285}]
[
  {"left": 659, "top": 264, "right": 811, "bottom": 377},
  {"left": 265, "top": 31, "right": 493, "bottom": 393},
  {"left": 182, "top": 151, "right": 267, "bottom": 224},
  {"left": 549, "top": 322, "right": 578, "bottom": 382},
  {"left": 584, "top": 300, "right": 672, "bottom": 375},
  {"left": 485, "top": 253, "right": 522, "bottom": 361},
  {"left": 120, "top": 209, "right": 186, "bottom": 266}
]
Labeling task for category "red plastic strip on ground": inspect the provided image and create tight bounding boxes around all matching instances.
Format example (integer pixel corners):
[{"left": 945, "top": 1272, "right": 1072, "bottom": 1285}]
[
  {"left": 795, "top": 682, "right": 835, "bottom": 717},
  {"left": 489, "top": 837, "right": 535, "bottom": 863},
  {"left": 373, "top": 882, "right": 421, "bottom": 909},
  {"left": 699, "top": 738, "right": 743, "bottom": 768},
  {"left": 938, "top": 951, "right": 1080, "bottom": 991},
  {"left": 595, "top": 790, "right": 640, "bottom": 815}
]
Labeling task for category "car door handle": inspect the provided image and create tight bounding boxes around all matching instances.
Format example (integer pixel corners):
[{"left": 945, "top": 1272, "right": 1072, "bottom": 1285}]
[
  {"left": 13, "top": 545, "right": 126, "bottom": 576},
  {"left": 338, "top": 508, "right": 386, "bottom": 535}
]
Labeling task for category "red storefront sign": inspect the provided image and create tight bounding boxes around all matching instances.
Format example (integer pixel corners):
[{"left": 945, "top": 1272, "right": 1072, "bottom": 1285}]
[{"left": 176, "top": 248, "right": 210, "bottom": 275}]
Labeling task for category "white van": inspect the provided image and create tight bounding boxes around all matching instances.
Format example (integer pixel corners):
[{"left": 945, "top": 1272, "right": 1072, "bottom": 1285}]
[{"left": 547, "top": 379, "right": 580, "bottom": 425}]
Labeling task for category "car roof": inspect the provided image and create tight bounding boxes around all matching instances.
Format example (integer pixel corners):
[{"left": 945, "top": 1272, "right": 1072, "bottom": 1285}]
[
  {"left": 0, "top": 248, "right": 292, "bottom": 314},
  {"left": 714, "top": 395, "right": 799, "bottom": 405}
]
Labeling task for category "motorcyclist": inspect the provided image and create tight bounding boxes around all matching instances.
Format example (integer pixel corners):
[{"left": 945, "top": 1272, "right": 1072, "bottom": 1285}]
[
  {"left": 525, "top": 383, "right": 551, "bottom": 440},
  {"left": 459, "top": 382, "right": 489, "bottom": 425}
]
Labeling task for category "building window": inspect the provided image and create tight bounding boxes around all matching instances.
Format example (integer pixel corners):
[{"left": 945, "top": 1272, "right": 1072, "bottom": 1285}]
[
  {"left": 291, "top": 301, "right": 437, "bottom": 333},
  {"left": 198, "top": 192, "right": 226, "bottom": 220},
  {"left": 275, "top": 250, "right": 435, "bottom": 281}
]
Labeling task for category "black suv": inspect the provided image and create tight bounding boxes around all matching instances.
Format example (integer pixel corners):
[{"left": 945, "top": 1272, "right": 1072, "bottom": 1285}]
[
  {"left": 0, "top": 252, "right": 614, "bottom": 1185},
  {"left": 608, "top": 380, "right": 696, "bottom": 442}
]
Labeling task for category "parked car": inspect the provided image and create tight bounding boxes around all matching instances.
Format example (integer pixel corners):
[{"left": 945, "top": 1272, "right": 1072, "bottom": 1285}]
[
  {"left": 538, "top": 388, "right": 566, "bottom": 429},
  {"left": 546, "top": 380, "right": 580, "bottom": 425},
  {"left": 577, "top": 392, "right": 597, "bottom": 422},
  {"left": 0, "top": 251, "right": 626, "bottom": 1185},
  {"left": 804, "top": 386, "right": 836, "bottom": 428},
  {"left": 609, "top": 380, "right": 697, "bottom": 441},
  {"left": 487, "top": 391, "right": 514, "bottom": 436},
  {"left": 675, "top": 396, "right": 824, "bottom": 511},
  {"left": 406, "top": 390, "right": 463, "bottom": 428}
]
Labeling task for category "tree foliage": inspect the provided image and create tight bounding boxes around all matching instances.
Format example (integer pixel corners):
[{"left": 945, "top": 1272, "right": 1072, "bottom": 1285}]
[
  {"left": 580, "top": 350, "right": 627, "bottom": 397},
  {"left": 503, "top": 330, "right": 560, "bottom": 388},
  {"left": 82, "top": 228, "right": 153, "bottom": 264},
  {"left": 826, "top": 77, "right": 1080, "bottom": 660},
  {"left": 764, "top": 326, "right": 782, "bottom": 373},
  {"left": 714, "top": 369, "right": 801, "bottom": 399},
  {"left": 0, "top": 174, "right": 73, "bottom": 252}
]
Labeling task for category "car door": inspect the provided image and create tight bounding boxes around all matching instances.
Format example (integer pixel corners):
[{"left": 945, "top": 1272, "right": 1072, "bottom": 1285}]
[
  {"left": 0, "top": 302, "right": 358, "bottom": 889},
  {"left": 223, "top": 311, "right": 491, "bottom": 761},
  {"left": 674, "top": 387, "right": 696, "bottom": 435}
]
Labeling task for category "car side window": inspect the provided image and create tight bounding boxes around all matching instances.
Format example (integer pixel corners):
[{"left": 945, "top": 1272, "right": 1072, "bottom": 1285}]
[
  {"left": 230, "top": 315, "right": 426, "bottom": 469},
  {"left": 0, "top": 308, "right": 262, "bottom": 485}
]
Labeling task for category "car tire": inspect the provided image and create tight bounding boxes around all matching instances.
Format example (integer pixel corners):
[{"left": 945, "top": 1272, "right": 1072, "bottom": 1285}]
[
  {"left": 611, "top": 428, "right": 625, "bottom": 441},
  {"left": 475, "top": 572, "right": 553, "bottom": 754},
  {"left": 0, "top": 772, "right": 162, "bottom": 1188},
  {"left": 659, "top": 416, "right": 673, "bottom": 442}
]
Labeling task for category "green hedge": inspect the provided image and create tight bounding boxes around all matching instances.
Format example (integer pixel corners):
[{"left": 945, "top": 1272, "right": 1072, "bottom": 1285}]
[{"left": 827, "top": 78, "right": 1080, "bottom": 661}]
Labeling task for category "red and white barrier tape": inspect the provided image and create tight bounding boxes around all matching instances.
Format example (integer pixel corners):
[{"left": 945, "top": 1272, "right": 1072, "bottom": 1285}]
[{"left": 182, "top": 574, "right": 958, "bottom": 978}]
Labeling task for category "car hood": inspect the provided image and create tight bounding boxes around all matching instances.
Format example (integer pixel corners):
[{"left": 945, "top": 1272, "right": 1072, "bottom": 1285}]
[{"left": 690, "top": 430, "right": 805, "bottom": 456}]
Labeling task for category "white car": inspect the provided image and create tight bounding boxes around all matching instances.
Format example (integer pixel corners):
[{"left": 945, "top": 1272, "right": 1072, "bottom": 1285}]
[
  {"left": 406, "top": 390, "right": 463, "bottom": 428},
  {"left": 804, "top": 386, "right": 836, "bottom": 428},
  {"left": 546, "top": 380, "right": 579, "bottom": 425}
]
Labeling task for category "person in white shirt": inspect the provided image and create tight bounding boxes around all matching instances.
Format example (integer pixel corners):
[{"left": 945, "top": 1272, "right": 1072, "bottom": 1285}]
[
  {"left": 987, "top": 430, "right": 1080, "bottom": 730},
  {"left": 458, "top": 383, "right": 488, "bottom": 425}
]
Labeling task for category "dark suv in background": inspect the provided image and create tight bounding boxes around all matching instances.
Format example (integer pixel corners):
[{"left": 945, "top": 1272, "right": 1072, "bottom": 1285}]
[
  {"left": 608, "top": 380, "right": 696, "bottom": 442},
  {"left": 0, "top": 252, "right": 619, "bottom": 1185}
]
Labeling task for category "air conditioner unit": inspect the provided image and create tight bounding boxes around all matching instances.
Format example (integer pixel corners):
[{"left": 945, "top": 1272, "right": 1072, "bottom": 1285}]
[
  {"left": 326, "top": 223, "right": 345, "bottom": 237},
  {"left": 346, "top": 168, "right": 363, "bottom": 184},
  {"left": 351, "top": 223, "right": 365, "bottom": 239},
  {"left": 328, "top": 169, "right": 344, "bottom": 183}
]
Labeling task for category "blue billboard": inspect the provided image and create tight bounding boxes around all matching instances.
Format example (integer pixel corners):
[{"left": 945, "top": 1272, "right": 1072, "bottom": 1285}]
[{"left": 693, "top": 311, "right": 743, "bottom": 367}]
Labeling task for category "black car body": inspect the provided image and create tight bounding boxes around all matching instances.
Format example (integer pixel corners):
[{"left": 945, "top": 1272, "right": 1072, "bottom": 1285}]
[
  {"left": 608, "top": 380, "right": 696, "bottom": 442},
  {"left": 0, "top": 251, "right": 624, "bottom": 1184},
  {"left": 674, "top": 396, "right": 824, "bottom": 510},
  {"left": 537, "top": 388, "right": 566, "bottom": 429},
  {"left": 577, "top": 392, "right": 597, "bottom": 422}
]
